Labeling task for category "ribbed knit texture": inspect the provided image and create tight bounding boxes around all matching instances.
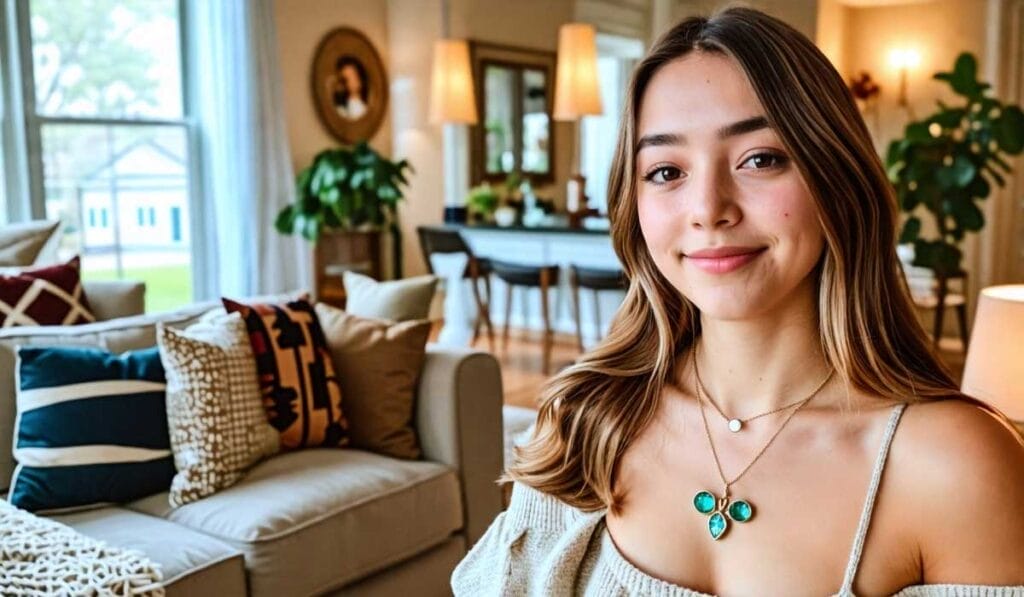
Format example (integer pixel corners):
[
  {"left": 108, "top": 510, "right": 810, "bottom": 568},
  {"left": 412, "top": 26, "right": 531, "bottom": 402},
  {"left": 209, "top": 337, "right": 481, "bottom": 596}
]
[{"left": 452, "top": 403, "right": 1024, "bottom": 596}]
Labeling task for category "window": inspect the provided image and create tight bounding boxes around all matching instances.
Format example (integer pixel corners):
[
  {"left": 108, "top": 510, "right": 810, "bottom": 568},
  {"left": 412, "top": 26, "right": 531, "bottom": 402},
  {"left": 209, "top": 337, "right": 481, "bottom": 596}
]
[
  {"left": 6, "top": 0, "right": 195, "bottom": 312},
  {"left": 581, "top": 34, "right": 645, "bottom": 214}
]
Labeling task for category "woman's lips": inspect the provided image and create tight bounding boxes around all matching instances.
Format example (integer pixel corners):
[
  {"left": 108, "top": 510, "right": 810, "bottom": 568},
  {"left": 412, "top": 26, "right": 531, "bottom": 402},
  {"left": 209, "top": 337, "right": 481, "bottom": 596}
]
[{"left": 684, "top": 247, "right": 767, "bottom": 274}]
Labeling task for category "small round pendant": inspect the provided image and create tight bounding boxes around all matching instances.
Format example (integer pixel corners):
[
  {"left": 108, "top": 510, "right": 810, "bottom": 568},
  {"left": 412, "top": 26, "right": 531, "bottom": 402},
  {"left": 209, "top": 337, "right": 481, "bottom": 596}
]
[{"left": 728, "top": 419, "right": 743, "bottom": 432}]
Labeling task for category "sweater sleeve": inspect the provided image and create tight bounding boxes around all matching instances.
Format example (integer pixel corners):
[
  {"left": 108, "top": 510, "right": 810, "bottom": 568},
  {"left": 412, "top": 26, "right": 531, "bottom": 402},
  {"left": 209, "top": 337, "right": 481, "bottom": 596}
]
[{"left": 451, "top": 481, "right": 605, "bottom": 596}]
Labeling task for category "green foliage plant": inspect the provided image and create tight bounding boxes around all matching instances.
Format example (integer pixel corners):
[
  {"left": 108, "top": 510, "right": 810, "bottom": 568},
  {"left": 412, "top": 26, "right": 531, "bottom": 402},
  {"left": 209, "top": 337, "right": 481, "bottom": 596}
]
[
  {"left": 466, "top": 183, "right": 500, "bottom": 221},
  {"left": 886, "top": 53, "right": 1024, "bottom": 276},
  {"left": 276, "top": 141, "right": 413, "bottom": 276}
]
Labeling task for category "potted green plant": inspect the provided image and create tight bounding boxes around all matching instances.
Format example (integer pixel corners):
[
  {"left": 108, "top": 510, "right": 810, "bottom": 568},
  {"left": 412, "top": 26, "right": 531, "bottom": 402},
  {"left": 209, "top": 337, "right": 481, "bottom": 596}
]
[
  {"left": 466, "top": 183, "right": 500, "bottom": 223},
  {"left": 276, "top": 141, "right": 413, "bottom": 278},
  {"left": 886, "top": 52, "right": 1024, "bottom": 277}
]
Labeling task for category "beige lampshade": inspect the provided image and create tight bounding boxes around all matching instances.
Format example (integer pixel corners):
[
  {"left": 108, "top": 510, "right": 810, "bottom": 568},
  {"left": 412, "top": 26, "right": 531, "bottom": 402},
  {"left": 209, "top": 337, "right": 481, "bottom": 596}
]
[
  {"left": 429, "top": 39, "right": 477, "bottom": 125},
  {"left": 553, "top": 23, "right": 603, "bottom": 121},
  {"left": 961, "top": 285, "right": 1024, "bottom": 421}
]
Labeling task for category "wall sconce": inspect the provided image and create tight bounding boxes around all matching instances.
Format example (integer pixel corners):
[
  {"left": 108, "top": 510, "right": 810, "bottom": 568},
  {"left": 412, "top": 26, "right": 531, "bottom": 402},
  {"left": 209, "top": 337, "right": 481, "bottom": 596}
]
[{"left": 888, "top": 47, "right": 921, "bottom": 108}]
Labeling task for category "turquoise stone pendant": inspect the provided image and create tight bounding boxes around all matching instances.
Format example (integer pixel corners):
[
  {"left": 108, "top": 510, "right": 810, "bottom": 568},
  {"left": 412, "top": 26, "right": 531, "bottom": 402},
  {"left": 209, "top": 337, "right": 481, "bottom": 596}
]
[{"left": 693, "top": 490, "right": 754, "bottom": 540}]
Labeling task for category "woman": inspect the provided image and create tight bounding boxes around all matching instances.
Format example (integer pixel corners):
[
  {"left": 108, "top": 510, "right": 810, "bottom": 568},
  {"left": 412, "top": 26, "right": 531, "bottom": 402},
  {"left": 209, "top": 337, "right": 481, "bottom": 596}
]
[
  {"left": 453, "top": 7, "right": 1024, "bottom": 596},
  {"left": 329, "top": 55, "right": 368, "bottom": 120}
]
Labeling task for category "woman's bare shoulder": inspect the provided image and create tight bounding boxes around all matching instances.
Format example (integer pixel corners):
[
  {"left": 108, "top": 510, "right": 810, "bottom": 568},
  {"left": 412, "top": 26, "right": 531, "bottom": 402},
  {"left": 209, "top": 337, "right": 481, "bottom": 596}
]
[{"left": 892, "top": 399, "right": 1024, "bottom": 584}]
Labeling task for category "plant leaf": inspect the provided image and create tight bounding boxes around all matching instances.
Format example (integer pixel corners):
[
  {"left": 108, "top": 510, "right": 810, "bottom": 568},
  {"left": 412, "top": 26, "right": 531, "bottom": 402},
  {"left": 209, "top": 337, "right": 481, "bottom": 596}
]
[
  {"left": 953, "top": 199, "right": 985, "bottom": 231},
  {"left": 899, "top": 216, "right": 921, "bottom": 243},
  {"left": 275, "top": 206, "right": 296, "bottom": 235},
  {"left": 995, "top": 105, "right": 1024, "bottom": 154}
]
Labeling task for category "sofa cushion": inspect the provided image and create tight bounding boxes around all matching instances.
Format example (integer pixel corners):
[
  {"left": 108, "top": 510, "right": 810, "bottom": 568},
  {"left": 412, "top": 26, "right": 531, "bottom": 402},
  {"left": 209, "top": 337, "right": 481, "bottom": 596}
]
[
  {"left": 128, "top": 448, "right": 463, "bottom": 597},
  {"left": 0, "top": 219, "right": 60, "bottom": 266},
  {"left": 315, "top": 304, "right": 431, "bottom": 460},
  {"left": 342, "top": 271, "right": 437, "bottom": 322},
  {"left": 0, "top": 303, "right": 217, "bottom": 493},
  {"left": 9, "top": 346, "right": 173, "bottom": 512},
  {"left": 157, "top": 312, "right": 279, "bottom": 507},
  {"left": 0, "top": 256, "right": 95, "bottom": 327},
  {"left": 52, "top": 506, "right": 246, "bottom": 597},
  {"left": 223, "top": 297, "right": 348, "bottom": 450}
]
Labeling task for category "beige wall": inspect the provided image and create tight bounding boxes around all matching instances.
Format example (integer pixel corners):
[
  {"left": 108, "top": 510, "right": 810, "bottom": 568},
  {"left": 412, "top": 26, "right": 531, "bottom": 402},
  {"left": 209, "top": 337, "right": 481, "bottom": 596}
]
[
  {"left": 274, "top": 0, "right": 392, "bottom": 173},
  {"left": 667, "top": 0, "right": 819, "bottom": 38},
  {"left": 842, "top": 0, "right": 987, "bottom": 155},
  {"left": 815, "top": 0, "right": 847, "bottom": 73}
]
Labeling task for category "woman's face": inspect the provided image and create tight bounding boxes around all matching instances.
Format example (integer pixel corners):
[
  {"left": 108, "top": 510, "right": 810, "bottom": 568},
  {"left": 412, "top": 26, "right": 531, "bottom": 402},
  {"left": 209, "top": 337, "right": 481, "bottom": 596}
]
[
  {"left": 635, "top": 52, "right": 824, "bottom": 321},
  {"left": 341, "top": 64, "right": 363, "bottom": 94}
]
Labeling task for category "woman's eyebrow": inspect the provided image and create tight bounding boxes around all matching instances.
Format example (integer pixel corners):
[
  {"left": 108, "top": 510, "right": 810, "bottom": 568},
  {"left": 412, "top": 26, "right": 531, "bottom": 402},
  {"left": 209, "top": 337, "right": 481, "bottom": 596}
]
[{"left": 635, "top": 116, "right": 770, "bottom": 154}]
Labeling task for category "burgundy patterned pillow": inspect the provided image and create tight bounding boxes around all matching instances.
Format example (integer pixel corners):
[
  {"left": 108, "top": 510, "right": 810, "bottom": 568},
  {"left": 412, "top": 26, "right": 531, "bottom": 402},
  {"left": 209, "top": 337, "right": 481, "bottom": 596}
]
[{"left": 0, "top": 256, "right": 96, "bottom": 327}]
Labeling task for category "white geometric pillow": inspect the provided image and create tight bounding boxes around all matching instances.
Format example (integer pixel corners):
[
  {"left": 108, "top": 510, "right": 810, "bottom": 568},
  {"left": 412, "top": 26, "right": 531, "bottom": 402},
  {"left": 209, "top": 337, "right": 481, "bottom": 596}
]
[{"left": 156, "top": 311, "right": 279, "bottom": 507}]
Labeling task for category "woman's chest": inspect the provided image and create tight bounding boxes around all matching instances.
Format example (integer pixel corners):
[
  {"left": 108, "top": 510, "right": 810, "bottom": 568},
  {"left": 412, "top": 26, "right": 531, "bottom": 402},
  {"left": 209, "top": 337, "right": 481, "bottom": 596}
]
[{"left": 606, "top": 409, "right": 920, "bottom": 594}]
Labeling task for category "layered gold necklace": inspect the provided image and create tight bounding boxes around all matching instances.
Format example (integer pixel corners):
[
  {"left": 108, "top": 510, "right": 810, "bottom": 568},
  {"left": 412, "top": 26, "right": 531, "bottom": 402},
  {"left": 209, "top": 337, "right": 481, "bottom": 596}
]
[{"left": 691, "top": 346, "right": 834, "bottom": 540}]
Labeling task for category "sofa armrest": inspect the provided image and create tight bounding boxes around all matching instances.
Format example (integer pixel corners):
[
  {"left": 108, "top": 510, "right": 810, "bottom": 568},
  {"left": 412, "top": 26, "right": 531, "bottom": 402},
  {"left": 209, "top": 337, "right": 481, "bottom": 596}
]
[
  {"left": 83, "top": 280, "right": 146, "bottom": 321},
  {"left": 416, "top": 344, "right": 503, "bottom": 546}
]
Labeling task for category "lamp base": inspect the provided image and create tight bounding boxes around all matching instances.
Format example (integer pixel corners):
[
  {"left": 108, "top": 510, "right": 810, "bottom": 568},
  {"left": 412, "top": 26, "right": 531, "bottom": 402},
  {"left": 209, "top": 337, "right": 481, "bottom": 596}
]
[{"left": 566, "top": 173, "right": 587, "bottom": 214}]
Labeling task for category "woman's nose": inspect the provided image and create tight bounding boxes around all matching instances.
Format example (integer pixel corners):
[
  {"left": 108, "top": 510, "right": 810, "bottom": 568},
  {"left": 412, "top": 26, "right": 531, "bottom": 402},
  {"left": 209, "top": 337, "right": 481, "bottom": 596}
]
[{"left": 686, "top": 165, "right": 741, "bottom": 230}]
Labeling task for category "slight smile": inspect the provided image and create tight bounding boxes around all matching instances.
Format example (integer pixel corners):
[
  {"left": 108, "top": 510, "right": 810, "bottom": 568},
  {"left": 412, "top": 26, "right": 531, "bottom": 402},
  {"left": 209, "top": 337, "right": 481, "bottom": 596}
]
[{"left": 683, "top": 246, "right": 767, "bottom": 274}]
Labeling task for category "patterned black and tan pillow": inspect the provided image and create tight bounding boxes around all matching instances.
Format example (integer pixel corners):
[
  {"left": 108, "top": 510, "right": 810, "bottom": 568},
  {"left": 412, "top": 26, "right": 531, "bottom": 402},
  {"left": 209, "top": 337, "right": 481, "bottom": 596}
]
[
  {"left": 156, "top": 311, "right": 279, "bottom": 507},
  {"left": 223, "top": 297, "right": 348, "bottom": 450}
]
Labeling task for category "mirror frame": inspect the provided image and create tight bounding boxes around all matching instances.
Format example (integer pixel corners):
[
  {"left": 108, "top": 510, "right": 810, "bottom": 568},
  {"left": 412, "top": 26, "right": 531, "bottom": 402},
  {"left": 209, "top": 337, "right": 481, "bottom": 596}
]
[{"left": 469, "top": 40, "right": 557, "bottom": 186}]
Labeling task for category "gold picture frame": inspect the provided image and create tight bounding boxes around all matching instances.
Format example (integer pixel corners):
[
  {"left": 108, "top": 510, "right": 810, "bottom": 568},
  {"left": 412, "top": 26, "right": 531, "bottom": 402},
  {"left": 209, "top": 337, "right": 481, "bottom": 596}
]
[{"left": 311, "top": 27, "right": 388, "bottom": 144}]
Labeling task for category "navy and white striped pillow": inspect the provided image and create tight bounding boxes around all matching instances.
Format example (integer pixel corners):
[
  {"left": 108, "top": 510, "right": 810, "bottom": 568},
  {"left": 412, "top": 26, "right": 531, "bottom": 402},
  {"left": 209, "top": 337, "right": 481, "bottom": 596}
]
[{"left": 9, "top": 345, "right": 175, "bottom": 512}]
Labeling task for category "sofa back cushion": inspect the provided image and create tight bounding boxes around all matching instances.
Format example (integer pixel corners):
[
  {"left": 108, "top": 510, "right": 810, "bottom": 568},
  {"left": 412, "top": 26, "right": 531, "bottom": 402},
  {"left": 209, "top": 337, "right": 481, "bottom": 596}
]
[
  {"left": 9, "top": 345, "right": 173, "bottom": 512},
  {"left": 0, "top": 302, "right": 216, "bottom": 492},
  {"left": 0, "top": 219, "right": 60, "bottom": 266},
  {"left": 342, "top": 271, "right": 437, "bottom": 322}
]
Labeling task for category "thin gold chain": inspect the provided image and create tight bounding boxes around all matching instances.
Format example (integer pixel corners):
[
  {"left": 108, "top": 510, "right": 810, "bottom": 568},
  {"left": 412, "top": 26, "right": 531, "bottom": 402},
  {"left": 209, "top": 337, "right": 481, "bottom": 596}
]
[
  {"left": 692, "top": 346, "right": 834, "bottom": 497},
  {"left": 693, "top": 349, "right": 832, "bottom": 425}
]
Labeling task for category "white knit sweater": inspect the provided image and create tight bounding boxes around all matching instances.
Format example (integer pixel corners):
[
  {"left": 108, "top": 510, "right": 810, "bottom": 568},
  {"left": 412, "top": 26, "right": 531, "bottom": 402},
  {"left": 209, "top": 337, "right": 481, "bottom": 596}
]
[{"left": 452, "top": 404, "right": 1024, "bottom": 596}]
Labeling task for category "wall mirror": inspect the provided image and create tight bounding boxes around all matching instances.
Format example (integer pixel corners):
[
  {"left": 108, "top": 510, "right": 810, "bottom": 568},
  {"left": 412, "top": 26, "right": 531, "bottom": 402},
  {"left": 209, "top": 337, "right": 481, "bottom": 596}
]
[{"left": 469, "top": 41, "right": 556, "bottom": 185}]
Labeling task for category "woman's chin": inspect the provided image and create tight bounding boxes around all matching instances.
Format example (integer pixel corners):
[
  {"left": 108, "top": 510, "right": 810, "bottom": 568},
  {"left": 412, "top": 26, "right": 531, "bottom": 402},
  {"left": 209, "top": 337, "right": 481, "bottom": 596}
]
[{"left": 685, "top": 290, "right": 773, "bottom": 322}]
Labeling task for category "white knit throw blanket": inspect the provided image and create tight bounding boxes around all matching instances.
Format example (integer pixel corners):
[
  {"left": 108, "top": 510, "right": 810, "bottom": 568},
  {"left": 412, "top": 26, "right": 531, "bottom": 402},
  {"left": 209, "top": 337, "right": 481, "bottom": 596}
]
[{"left": 0, "top": 500, "right": 164, "bottom": 596}]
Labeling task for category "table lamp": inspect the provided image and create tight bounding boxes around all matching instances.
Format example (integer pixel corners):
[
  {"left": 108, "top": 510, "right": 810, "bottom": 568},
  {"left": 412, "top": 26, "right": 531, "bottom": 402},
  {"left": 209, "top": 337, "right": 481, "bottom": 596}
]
[
  {"left": 554, "top": 22, "right": 602, "bottom": 219},
  {"left": 961, "top": 285, "right": 1024, "bottom": 430}
]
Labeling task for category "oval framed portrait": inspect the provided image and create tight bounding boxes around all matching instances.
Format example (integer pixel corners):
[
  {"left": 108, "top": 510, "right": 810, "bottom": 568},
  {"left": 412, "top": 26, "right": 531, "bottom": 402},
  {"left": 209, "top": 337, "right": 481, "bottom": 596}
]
[{"left": 311, "top": 27, "right": 388, "bottom": 144}]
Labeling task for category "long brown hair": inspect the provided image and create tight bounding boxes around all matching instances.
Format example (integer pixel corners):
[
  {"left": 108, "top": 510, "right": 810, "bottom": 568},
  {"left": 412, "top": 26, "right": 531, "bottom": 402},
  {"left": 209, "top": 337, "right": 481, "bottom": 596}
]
[{"left": 509, "top": 6, "right": 1022, "bottom": 511}]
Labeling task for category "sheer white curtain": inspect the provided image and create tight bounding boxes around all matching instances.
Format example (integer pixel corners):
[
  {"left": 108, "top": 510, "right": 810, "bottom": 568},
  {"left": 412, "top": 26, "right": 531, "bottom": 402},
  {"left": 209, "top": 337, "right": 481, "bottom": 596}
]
[{"left": 186, "top": 0, "right": 308, "bottom": 299}]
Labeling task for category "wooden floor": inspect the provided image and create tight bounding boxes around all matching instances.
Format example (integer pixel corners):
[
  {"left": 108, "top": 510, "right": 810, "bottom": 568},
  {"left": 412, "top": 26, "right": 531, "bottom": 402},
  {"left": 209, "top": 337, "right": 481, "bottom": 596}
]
[{"left": 430, "top": 323, "right": 968, "bottom": 411}]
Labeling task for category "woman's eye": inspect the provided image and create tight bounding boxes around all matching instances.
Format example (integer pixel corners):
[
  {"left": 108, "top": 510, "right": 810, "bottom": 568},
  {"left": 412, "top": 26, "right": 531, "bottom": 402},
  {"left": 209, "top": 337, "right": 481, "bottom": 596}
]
[
  {"left": 740, "top": 152, "right": 788, "bottom": 170},
  {"left": 643, "top": 165, "right": 682, "bottom": 184}
]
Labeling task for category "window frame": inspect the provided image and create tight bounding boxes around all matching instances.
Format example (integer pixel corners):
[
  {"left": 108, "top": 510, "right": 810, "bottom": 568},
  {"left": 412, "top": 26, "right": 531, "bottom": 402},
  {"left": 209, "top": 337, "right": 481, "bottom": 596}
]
[{"left": 1, "top": 0, "right": 202, "bottom": 303}]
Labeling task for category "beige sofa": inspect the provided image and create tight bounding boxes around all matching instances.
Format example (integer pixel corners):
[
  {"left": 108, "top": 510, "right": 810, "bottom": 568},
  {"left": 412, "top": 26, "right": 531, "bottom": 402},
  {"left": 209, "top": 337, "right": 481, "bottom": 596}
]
[{"left": 0, "top": 281, "right": 504, "bottom": 596}]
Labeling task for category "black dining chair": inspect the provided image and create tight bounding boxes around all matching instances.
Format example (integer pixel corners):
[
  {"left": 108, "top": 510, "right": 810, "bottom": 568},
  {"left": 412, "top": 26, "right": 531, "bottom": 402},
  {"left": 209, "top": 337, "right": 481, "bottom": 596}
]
[
  {"left": 489, "top": 259, "right": 561, "bottom": 375},
  {"left": 569, "top": 264, "right": 628, "bottom": 352},
  {"left": 416, "top": 226, "right": 494, "bottom": 350}
]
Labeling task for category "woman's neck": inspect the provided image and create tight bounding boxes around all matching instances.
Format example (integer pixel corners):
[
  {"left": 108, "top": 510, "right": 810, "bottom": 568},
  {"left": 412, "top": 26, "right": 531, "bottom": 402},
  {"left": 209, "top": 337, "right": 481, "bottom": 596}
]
[{"left": 690, "top": 282, "right": 833, "bottom": 416}]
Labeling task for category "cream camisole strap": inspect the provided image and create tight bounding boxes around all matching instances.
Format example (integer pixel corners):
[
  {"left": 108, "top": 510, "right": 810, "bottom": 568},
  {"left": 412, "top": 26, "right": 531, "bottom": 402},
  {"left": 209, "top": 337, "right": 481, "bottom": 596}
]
[{"left": 836, "top": 402, "right": 908, "bottom": 596}]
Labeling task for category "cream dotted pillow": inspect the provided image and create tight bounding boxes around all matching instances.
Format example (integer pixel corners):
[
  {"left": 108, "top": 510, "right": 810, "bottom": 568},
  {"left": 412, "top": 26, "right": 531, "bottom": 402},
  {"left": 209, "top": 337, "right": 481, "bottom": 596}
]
[{"left": 156, "top": 311, "right": 279, "bottom": 507}]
